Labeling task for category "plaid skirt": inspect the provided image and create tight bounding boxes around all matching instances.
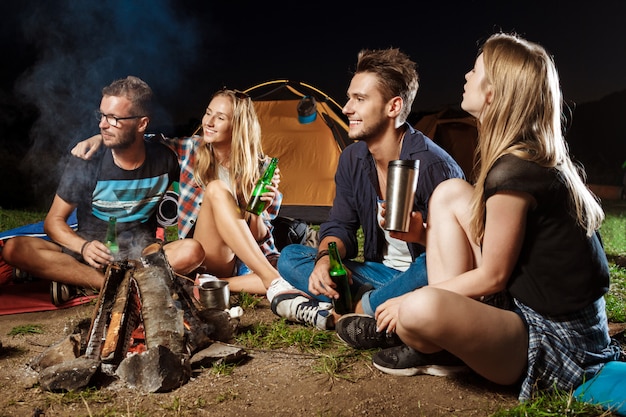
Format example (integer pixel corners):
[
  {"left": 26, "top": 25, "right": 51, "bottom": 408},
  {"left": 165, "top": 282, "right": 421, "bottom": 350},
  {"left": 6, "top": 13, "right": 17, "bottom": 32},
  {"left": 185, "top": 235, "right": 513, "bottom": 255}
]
[{"left": 516, "top": 296, "right": 622, "bottom": 401}]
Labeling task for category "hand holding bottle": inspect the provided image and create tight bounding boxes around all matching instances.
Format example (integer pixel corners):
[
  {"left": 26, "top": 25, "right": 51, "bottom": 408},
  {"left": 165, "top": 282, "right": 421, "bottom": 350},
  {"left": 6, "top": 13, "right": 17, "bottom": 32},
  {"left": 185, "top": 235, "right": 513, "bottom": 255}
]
[
  {"left": 81, "top": 239, "right": 116, "bottom": 269},
  {"left": 328, "top": 242, "right": 353, "bottom": 314},
  {"left": 82, "top": 216, "right": 119, "bottom": 269},
  {"left": 309, "top": 241, "right": 352, "bottom": 299},
  {"left": 246, "top": 157, "right": 279, "bottom": 215},
  {"left": 256, "top": 166, "right": 281, "bottom": 213},
  {"left": 104, "top": 216, "right": 119, "bottom": 255}
]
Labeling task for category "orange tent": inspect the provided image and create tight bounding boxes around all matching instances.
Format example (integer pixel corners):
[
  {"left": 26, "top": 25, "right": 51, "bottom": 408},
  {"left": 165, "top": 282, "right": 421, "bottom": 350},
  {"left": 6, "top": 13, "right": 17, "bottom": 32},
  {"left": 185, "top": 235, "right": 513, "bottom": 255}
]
[{"left": 244, "top": 80, "right": 352, "bottom": 223}]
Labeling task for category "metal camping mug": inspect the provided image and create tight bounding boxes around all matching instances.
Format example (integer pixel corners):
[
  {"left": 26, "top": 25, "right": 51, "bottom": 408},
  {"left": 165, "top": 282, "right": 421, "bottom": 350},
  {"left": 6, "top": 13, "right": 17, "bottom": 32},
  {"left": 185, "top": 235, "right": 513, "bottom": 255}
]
[
  {"left": 384, "top": 159, "right": 420, "bottom": 232},
  {"left": 199, "top": 280, "right": 230, "bottom": 310}
]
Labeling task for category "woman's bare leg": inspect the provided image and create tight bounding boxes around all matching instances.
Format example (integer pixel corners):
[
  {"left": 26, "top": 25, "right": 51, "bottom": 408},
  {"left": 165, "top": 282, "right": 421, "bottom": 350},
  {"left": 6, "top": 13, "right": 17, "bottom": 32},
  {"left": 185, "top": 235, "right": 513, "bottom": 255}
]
[
  {"left": 163, "top": 239, "right": 205, "bottom": 275},
  {"left": 221, "top": 273, "right": 267, "bottom": 294},
  {"left": 425, "top": 179, "right": 482, "bottom": 284},
  {"left": 397, "top": 287, "right": 528, "bottom": 385},
  {"left": 193, "top": 180, "right": 279, "bottom": 288}
]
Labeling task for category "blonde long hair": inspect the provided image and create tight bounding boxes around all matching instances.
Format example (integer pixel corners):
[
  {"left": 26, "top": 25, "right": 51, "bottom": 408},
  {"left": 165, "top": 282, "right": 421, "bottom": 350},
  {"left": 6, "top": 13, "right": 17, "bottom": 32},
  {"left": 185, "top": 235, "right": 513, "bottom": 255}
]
[
  {"left": 469, "top": 33, "right": 603, "bottom": 242},
  {"left": 194, "top": 89, "right": 264, "bottom": 208}
]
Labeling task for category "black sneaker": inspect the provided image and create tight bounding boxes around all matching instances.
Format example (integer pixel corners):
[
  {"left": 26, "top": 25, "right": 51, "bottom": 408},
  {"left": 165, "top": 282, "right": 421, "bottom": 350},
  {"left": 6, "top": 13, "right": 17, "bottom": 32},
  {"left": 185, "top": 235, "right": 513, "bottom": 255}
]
[
  {"left": 12, "top": 268, "right": 34, "bottom": 283},
  {"left": 50, "top": 281, "right": 78, "bottom": 306},
  {"left": 335, "top": 313, "right": 403, "bottom": 349},
  {"left": 373, "top": 345, "right": 469, "bottom": 377}
]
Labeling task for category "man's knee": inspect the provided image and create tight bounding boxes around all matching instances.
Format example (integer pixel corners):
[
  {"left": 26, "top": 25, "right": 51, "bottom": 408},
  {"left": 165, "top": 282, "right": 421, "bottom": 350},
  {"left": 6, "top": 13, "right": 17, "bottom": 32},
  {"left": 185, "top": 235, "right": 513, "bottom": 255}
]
[
  {"left": 2, "top": 237, "right": 32, "bottom": 264},
  {"left": 277, "top": 244, "right": 315, "bottom": 276},
  {"left": 278, "top": 244, "right": 314, "bottom": 264}
]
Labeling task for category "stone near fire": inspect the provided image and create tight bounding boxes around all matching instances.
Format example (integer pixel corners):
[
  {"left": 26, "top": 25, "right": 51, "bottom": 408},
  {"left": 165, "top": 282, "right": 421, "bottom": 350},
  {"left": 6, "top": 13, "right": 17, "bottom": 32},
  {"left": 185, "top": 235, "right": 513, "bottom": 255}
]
[
  {"left": 196, "top": 308, "right": 239, "bottom": 342},
  {"left": 29, "top": 333, "right": 82, "bottom": 371},
  {"left": 116, "top": 345, "right": 191, "bottom": 393},
  {"left": 190, "top": 341, "right": 248, "bottom": 369},
  {"left": 38, "top": 356, "right": 100, "bottom": 392}
]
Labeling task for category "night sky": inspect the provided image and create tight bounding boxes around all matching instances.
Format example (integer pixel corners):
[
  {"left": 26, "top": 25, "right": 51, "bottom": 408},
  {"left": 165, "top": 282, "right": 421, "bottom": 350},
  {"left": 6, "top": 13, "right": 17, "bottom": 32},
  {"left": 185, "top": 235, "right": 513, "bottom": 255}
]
[
  {"left": 4, "top": 1, "right": 626, "bottom": 127},
  {"left": 1, "top": 0, "right": 625, "bottom": 208}
]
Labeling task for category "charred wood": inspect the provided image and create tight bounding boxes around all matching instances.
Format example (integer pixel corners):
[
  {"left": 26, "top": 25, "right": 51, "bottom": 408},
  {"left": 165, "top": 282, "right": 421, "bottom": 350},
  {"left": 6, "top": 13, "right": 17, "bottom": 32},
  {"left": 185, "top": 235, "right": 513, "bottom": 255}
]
[
  {"left": 85, "top": 262, "right": 135, "bottom": 359},
  {"left": 132, "top": 263, "right": 186, "bottom": 354}
]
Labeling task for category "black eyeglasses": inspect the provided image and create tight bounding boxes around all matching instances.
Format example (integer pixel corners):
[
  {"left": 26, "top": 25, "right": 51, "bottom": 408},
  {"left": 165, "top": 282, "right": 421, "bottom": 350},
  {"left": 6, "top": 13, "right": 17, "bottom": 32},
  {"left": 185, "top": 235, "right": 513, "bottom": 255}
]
[
  {"left": 220, "top": 86, "right": 250, "bottom": 100},
  {"left": 95, "top": 111, "right": 146, "bottom": 127}
]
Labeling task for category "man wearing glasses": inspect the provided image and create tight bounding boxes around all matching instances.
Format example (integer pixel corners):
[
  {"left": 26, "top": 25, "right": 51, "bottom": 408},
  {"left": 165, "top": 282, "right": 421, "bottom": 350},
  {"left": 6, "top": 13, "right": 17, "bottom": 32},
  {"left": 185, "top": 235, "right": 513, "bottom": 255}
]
[{"left": 2, "top": 76, "right": 204, "bottom": 305}]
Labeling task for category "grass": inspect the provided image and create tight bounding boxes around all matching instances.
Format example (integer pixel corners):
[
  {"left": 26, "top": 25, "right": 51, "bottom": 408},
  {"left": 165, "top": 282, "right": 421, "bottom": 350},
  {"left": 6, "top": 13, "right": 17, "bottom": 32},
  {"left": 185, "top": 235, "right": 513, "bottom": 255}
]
[
  {"left": 7, "top": 324, "right": 44, "bottom": 336},
  {"left": 236, "top": 318, "right": 336, "bottom": 351},
  {"left": 235, "top": 317, "right": 368, "bottom": 383},
  {"left": 606, "top": 264, "right": 626, "bottom": 322},
  {"left": 234, "top": 291, "right": 263, "bottom": 309},
  {"left": 43, "top": 387, "right": 114, "bottom": 410},
  {"left": 0, "top": 208, "right": 47, "bottom": 232},
  {"left": 491, "top": 388, "right": 611, "bottom": 416},
  {"left": 1, "top": 201, "right": 625, "bottom": 416},
  {"left": 600, "top": 200, "right": 626, "bottom": 322}
]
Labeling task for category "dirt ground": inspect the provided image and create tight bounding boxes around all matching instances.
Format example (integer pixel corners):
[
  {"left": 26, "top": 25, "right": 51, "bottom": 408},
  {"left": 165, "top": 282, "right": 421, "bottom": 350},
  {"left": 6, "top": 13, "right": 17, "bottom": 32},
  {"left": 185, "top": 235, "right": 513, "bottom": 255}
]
[{"left": 0, "top": 298, "right": 622, "bottom": 417}]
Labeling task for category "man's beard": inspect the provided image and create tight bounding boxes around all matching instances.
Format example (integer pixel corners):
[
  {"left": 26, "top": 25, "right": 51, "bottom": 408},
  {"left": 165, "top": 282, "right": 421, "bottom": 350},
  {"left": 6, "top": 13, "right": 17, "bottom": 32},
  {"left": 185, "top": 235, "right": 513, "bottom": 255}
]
[
  {"left": 350, "top": 118, "right": 387, "bottom": 143},
  {"left": 105, "top": 129, "right": 136, "bottom": 150}
]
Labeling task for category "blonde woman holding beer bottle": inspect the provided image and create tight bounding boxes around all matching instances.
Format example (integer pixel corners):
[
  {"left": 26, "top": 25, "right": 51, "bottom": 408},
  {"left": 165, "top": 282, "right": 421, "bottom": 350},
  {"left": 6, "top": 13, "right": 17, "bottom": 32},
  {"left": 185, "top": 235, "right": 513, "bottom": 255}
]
[{"left": 190, "top": 88, "right": 286, "bottom": 297}]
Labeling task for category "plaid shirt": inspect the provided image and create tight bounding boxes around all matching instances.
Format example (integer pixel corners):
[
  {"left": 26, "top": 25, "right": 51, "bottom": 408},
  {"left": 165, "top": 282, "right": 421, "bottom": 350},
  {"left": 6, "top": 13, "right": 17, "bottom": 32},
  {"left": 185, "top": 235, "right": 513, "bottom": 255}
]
[
  {"left": 516, "top": 297, "right": 621, "bottom": 401},
  {"left": 158, "top": 135, "right": 281, "bottom": 265}
]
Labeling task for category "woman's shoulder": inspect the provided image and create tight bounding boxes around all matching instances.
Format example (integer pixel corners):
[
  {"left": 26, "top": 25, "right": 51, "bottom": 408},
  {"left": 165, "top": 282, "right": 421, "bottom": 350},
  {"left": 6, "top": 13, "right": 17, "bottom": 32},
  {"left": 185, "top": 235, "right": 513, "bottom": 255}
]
[
  {"left": 487, "top": 154, "right": 553, "bottom": 194},
  {"left": 491, "top": 154, "right": 545, "bottom": 176}
]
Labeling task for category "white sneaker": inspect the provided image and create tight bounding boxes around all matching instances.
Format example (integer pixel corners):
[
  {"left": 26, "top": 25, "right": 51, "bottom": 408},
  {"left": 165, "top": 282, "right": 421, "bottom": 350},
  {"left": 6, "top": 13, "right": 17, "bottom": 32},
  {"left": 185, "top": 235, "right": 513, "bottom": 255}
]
[
  {"left": 319, "top": 301, "right": 333, "bottom": 310},
  {"left": 266, "top": 278, "right": 301, "bottom": 303},
  {"left": 271, "top": 293, "right": 335, "bottom": 330},
  {"left": 197, "top": 273, "right": 219, "bottom": 285}
]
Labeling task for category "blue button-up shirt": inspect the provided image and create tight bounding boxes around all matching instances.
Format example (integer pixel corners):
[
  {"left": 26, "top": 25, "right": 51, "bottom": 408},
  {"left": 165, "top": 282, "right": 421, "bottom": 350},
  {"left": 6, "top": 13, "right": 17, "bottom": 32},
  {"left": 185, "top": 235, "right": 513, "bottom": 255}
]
[{"left": 319, "top": 123, "right": 465, "bottom": 262}]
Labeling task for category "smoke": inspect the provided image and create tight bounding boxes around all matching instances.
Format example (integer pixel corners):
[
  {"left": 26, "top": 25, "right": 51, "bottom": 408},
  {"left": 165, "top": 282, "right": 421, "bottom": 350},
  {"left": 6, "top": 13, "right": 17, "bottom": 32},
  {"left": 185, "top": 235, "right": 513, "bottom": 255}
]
[{"left": 14, "top": 0, "right": 200, "bottom": 207}]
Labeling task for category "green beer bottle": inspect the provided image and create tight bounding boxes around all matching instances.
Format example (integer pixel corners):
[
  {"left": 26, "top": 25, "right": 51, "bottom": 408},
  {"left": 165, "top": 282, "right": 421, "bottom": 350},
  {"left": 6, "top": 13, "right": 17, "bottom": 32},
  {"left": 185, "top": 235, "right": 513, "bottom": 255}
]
[
  {"left": 104, "top": 216, "right": 119, "bottom": 257},
  {"left": 328, "top": 241, "right": 352, "bottom": 315},
  {"left": 246, "top": 157, "right": 279, "bottom": 215}
]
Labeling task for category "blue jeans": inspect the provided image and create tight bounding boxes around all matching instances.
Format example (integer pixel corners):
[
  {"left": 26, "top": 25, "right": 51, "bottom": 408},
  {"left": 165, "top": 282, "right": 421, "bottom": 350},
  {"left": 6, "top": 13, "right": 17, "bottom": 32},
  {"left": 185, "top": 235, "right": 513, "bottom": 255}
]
[{"left": 277, "top": 244, "right": 428, "bottom": 316}]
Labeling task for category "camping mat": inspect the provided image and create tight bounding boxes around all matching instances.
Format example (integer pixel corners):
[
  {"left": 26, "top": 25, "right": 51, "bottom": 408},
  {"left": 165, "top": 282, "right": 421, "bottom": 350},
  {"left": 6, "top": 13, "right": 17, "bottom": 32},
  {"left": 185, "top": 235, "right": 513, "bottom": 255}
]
[{"left": 0, "top": 279, "right": 96, "bottom": 316}]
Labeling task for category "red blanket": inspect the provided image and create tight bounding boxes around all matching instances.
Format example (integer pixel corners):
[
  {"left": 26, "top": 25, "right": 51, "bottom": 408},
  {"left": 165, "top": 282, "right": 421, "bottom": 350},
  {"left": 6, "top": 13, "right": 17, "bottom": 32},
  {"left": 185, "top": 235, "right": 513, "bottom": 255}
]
[{"left": 0, "top": 279, "right": 96, "bottom": 315}]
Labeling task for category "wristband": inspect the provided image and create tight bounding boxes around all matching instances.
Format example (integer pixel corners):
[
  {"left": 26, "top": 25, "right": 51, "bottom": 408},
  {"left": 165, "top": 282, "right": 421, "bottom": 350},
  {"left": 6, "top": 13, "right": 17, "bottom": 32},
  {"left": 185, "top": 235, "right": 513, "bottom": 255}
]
[
  {"left": 314, "top": 249, "right": 330, "bottom": 264},
  {"left": 81, "top": 241, "right": 90, "bottom": 258}
]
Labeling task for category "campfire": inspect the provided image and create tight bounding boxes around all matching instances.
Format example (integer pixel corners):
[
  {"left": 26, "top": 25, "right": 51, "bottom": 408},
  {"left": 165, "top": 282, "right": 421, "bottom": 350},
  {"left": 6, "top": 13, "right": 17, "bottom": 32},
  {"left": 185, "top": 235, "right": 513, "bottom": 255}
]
[{"left": 29, "top": 243, "right": 246, "bottom": 393}]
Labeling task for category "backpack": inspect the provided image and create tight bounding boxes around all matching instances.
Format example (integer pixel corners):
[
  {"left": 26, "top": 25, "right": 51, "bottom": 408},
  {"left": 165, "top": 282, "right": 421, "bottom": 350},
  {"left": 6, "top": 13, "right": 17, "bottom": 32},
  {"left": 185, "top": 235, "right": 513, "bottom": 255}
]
[{"left": 271, "top": 216, "right": 316, "bottom": 251}]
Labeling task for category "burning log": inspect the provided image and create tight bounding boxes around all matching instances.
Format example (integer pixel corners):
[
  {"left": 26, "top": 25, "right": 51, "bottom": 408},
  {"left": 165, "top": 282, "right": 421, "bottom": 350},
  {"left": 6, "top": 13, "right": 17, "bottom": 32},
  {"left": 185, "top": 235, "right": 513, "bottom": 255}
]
[
  {"left": 84, "top": 261, "right": 135, "bottom": 360},
  {"left": 132, "top": 260, "right": 186, "bottom": 354},
  {"left": 140, "top": 243, "right": 214, "bottom": 352},
  {"left": 101, "top": 269, "right": 141, "bottom": 363}
]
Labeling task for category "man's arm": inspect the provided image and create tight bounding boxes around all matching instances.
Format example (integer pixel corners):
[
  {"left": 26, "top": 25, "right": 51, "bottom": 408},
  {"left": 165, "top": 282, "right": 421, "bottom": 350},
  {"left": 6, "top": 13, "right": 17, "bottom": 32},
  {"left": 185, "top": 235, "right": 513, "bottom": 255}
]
[
  {"left": 71, "top": 134, "right": 102, "bottom": 159},
  {"left": 308, "top": 235, "right": 348, "bottom": 299},
  {"left": 43, "top": 195, "right": 83, "bottom": 254},
  {"left": 45, "top": 194, "right": 116, "bottom": 269},
  {"left": 71, "top": 133, "right": 179, "bottom": 160}
]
